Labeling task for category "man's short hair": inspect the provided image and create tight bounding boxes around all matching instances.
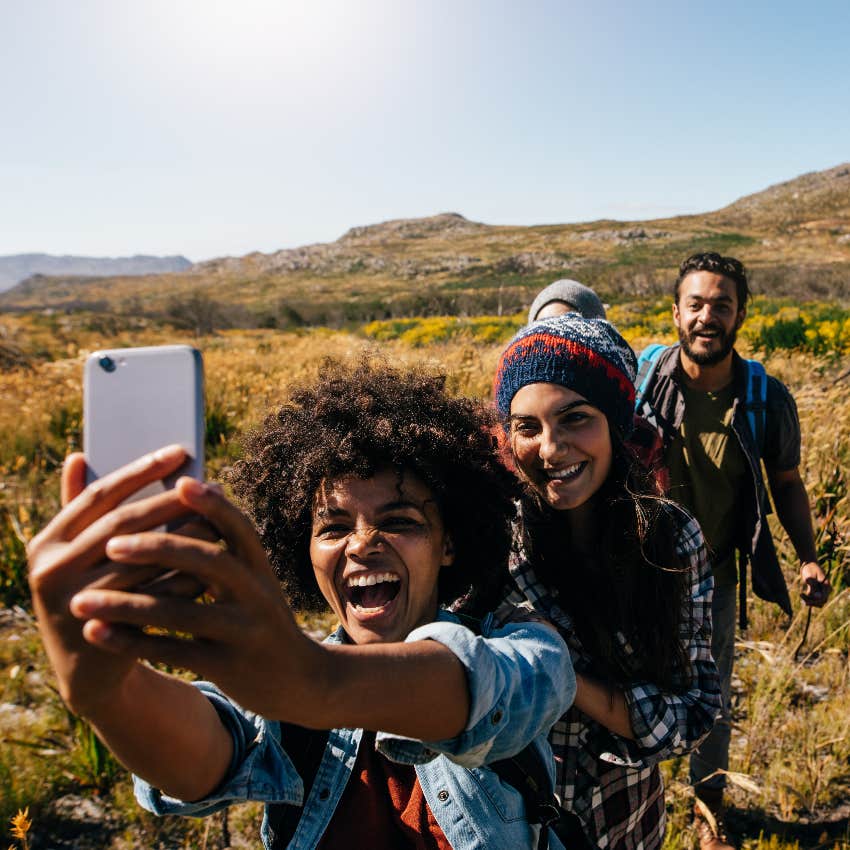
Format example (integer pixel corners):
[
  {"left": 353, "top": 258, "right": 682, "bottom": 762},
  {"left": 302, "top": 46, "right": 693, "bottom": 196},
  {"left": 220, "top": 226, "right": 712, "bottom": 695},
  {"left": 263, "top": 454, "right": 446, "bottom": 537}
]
[{"left": 675, "top": 252, "right": 751, "bottom": 307}]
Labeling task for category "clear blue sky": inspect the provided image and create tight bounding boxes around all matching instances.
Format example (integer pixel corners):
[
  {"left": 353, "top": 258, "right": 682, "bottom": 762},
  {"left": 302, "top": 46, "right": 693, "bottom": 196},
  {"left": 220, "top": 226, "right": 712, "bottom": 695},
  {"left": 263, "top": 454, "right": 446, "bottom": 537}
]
[{"left": 2, "top": 0, "right": 848, "bottom": 261}]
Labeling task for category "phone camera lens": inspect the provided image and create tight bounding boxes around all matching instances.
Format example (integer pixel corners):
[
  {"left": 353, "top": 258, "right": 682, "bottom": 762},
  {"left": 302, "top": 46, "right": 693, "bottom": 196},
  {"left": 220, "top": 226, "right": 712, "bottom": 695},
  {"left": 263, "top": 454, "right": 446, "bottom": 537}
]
[{"left": 98, "top": 356, "right": 116, "bottom": 373}]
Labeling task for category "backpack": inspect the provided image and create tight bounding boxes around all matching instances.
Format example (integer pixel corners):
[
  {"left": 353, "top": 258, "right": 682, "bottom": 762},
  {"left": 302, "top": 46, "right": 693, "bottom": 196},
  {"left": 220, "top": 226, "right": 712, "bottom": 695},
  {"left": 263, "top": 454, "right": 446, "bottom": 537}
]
[{"left": 633, "top": 344, "right": 768, "bottom": 455}]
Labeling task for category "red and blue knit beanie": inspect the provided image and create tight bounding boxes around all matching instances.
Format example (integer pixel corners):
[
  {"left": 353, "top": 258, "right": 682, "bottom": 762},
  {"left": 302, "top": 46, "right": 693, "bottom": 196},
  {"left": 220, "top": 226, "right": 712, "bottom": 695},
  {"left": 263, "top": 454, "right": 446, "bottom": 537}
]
[{"left": 494, "top": 314, "right": 637, "bottom": 437}]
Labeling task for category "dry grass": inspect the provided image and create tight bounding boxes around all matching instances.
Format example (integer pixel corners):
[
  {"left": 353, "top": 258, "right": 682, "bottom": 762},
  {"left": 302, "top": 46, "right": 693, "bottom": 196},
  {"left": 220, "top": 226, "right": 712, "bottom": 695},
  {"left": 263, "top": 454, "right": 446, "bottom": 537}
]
[{"left": 1, "top": 312, "right": 849, "bottom": 849}]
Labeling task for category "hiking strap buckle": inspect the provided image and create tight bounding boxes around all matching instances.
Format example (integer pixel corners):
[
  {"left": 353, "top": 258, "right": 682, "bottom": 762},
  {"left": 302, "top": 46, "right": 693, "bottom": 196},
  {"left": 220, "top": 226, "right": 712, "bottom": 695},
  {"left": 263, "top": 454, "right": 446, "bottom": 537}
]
[{"left": 536, "top": 800, "right": 561, "bottom": 828}]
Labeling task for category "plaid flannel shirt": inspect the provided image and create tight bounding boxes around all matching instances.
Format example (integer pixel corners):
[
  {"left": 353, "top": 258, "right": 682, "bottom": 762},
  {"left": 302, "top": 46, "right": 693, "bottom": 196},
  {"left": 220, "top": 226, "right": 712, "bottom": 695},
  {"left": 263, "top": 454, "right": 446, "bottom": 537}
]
[{"left": 507, "top": 505, "right": 720, "bottom": 850}]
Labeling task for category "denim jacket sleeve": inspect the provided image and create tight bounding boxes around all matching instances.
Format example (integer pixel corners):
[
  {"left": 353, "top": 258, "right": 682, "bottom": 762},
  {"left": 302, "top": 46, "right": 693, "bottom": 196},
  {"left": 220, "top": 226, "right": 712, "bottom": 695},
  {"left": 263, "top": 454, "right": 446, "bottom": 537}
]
[
  {"left": 134, "top": 611, "right": 575, "bottom": 811},
  {"left": 613, "top": 509, "right": 721, "bottom": 766},
  {"left": 375, "top": 609, "right": 575, "bottom": 768},
  {"left": 134, "top": 682, "right": 303, "bottom": 816}
]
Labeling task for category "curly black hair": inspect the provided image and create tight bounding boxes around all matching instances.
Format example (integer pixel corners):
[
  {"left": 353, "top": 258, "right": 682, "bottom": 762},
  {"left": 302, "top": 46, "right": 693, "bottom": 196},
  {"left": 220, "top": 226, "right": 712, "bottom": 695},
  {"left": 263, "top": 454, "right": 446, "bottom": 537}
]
[
  {"left": 229, "top": 357, "right": 519, "bottom": 615},
  {"left": 675, "top": 251, "right": 750, "bottom": 307}
]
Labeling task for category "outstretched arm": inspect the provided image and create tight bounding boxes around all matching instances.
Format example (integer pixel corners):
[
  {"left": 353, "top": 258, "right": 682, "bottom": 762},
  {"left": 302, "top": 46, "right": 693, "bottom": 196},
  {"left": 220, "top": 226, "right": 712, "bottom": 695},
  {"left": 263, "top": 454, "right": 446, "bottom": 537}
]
[
  {"left": 71, "top": 475, "right": 471, "bottom": 741},
  {"left": 28, "top": 448, "right": 233, "bottom": 802},
  {"left": 767, "top": 466, "right": 830, "bottom": 607},
  {"left": 86, "top": 664, "right": 233, "bottom": 802},
  {"left": 33, "top": 449, "right": 472, "bottom": 775}
]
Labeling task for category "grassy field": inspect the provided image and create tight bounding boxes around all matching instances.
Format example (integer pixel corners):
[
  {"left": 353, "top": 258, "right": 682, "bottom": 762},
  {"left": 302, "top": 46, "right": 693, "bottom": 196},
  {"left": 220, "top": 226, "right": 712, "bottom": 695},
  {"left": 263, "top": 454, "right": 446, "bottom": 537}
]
[{"left": 2, "top": 302, "right": 849, "bottom": 849}]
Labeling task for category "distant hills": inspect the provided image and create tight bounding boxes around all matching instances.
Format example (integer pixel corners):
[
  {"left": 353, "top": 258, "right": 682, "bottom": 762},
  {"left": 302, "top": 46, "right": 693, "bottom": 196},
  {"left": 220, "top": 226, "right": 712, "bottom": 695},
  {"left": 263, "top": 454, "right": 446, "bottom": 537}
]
[
  {"left": 0, "top": 254, "right": 192, "bottom": 291},
  {"left": 1, "top": 163, "right": 848, "bottom": 322},
  {"left": 709, "top": 163, "right": 850, "bottom": 228}
]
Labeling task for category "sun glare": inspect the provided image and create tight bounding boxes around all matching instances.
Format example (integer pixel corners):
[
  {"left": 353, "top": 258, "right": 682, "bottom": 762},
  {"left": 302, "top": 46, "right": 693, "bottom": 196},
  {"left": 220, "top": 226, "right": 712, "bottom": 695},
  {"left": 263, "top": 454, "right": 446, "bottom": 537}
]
[{"left": 108, "top": 0, "right": 394, "bottom": 103}]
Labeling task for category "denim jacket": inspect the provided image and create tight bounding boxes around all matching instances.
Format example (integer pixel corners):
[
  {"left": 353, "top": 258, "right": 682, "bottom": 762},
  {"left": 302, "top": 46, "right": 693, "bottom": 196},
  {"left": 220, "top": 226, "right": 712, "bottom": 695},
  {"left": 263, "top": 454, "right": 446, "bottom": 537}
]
[{"left": 135, "top": 608, "right": 575, "bottom": 850}]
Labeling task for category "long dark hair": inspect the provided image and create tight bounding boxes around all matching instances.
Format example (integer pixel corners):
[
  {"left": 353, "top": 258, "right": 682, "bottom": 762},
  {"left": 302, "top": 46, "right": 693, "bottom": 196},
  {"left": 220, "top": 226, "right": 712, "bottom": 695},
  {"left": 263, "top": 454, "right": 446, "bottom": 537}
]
[{"left": 518, "top": 434, "right": 692, "bottom": 690}]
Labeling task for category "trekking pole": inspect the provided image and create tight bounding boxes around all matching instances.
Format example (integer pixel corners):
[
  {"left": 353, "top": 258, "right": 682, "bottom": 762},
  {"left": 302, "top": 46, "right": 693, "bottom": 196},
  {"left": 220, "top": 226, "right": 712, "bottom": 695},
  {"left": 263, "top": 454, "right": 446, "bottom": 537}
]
[
  {"left": 791, "top": 607, "right": 812, "bottom": 662},
  {"left": 792, "top": 504, "right": 837, "bottom": 662}
]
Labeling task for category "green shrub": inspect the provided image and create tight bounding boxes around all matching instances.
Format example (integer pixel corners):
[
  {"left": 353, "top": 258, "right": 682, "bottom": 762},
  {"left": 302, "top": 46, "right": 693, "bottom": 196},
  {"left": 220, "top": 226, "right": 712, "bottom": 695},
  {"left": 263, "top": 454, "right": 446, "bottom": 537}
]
[
  {"left": 749, "top": 316, "right": 808, "bottom": 354},
  {"left": 0, "top": 508, "right": 29, "bottom": 607},
  {"left": 205, "top": 399, "right": 238, "bottom": 455}
]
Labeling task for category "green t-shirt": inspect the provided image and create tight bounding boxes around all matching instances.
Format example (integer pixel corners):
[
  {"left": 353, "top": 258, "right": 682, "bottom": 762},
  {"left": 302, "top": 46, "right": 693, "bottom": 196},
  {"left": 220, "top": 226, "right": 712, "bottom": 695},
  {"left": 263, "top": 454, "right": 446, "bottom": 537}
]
[{"left": 664, "top": 383, "right": 747, "bottom": 586}]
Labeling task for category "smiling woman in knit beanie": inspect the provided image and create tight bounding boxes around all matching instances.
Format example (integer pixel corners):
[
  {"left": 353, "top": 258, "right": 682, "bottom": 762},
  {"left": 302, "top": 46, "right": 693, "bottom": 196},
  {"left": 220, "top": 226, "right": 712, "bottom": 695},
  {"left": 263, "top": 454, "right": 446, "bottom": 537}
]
[{"left": 495, "top": 313, "right": 721, "bottom": 850}]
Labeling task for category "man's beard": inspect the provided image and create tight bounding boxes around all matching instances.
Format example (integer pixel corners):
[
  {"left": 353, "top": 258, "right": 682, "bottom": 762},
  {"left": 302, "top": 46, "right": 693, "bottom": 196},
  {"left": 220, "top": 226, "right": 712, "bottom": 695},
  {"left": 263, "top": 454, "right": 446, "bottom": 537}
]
[{"left": 678, "top": 323, "right": 737, "bottom": 366}]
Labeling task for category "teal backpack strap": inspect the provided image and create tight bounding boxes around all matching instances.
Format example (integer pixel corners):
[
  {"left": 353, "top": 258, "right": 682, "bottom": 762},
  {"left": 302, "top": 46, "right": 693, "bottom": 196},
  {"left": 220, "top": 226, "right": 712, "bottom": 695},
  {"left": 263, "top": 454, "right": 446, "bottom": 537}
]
[
  {"left": 738, "top": 359, "right": 767, "bottom": 633},
  {"left": 634, "top": 343, "right": 668, "bottom": 412},
  {"left": 744, "top": 359, "right": 767, "bottom": 456}
]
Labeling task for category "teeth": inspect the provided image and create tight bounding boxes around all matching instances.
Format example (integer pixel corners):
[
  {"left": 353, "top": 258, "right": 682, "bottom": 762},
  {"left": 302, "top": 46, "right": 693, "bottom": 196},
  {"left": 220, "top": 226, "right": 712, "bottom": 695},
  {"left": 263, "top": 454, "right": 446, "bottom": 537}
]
[
  {"left": 346, "top": 572, "right": 400, "bottom": 588},
  {"left": 547, "top": 463, "right": 583, "bottom": 479}
]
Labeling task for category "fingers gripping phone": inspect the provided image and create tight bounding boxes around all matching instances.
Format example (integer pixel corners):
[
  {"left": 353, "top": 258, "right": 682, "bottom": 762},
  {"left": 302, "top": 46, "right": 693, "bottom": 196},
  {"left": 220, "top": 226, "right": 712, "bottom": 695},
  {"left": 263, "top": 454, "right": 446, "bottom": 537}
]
[{"left": 83, "top": 345, "right": 205, "bottom": 503}]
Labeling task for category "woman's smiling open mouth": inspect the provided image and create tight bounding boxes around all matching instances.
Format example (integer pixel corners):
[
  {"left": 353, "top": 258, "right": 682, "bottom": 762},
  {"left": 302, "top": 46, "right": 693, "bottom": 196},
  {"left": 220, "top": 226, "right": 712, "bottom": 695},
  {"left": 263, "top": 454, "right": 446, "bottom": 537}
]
[
  {"left": 344, "top": 571, "right": 401, "bottom": 613},
  {"left": 544, "top": 461, "right": 587, "bottom": 483}
]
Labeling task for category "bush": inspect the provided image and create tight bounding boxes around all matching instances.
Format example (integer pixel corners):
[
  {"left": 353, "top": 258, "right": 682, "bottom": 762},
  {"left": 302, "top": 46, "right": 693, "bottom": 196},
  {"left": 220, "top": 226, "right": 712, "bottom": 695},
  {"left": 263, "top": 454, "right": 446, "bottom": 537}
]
[
  {"left": 360, "top": 315, "right": 522, "bottom": 347},
  {"left": 205, "top": 399, "right": 238, "bottom": 456},
  {"left": 750, "top": 316, "right": 808, "bottom": 354},
  {"left": 0, "top": 508, "right": 28, "bottom": 607},
  {"left": 164, "top": 292, "right": 232, "bottom": 336}
]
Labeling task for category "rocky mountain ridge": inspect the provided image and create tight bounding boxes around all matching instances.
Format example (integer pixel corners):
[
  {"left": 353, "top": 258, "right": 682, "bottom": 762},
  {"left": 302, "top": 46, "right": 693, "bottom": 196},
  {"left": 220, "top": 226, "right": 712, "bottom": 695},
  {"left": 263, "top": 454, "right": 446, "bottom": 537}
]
[
  {"left": 0, "top": 253, "right": 192, "bottom": 291},
  {"left": 189, "top": 164, "right": 850, "bottom": 281},
  {"left": 2, "top": 163, "right": 848, "bottom": 316},
  {"left": 709, "top": 163, "right": 850, "bottom": 229}
]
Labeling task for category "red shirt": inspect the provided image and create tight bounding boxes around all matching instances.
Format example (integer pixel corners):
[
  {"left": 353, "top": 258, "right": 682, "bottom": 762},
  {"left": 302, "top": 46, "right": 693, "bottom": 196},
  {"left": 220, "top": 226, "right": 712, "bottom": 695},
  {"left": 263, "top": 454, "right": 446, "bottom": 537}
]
[{"left": 318, "top": 732, "right": 452, "bottom": 850}]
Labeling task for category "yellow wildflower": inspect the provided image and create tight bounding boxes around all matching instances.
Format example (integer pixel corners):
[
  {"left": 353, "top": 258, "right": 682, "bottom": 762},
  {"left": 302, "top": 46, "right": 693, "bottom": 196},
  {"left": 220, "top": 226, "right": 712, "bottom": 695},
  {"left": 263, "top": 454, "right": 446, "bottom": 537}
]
[{"left": 9, "top": 807, "right": 31, "bottom": 840}]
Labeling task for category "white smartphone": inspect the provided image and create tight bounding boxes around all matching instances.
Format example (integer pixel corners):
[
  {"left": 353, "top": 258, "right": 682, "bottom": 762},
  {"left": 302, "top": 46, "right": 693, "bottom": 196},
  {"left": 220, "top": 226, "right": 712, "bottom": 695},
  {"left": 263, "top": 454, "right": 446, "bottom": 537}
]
[{"left": 83, "top": 345, "right": 205, "bottom": 502}]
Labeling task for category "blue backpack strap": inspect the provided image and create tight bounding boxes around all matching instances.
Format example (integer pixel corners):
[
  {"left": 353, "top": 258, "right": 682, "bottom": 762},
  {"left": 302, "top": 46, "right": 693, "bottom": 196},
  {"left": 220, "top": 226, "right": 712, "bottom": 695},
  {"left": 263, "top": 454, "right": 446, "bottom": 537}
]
[
  {"left": 634, "top": 344, "right": 668, "bottom": 411},
  {"left": 744, "top": 359, "right": 767, "bottom": 456}
]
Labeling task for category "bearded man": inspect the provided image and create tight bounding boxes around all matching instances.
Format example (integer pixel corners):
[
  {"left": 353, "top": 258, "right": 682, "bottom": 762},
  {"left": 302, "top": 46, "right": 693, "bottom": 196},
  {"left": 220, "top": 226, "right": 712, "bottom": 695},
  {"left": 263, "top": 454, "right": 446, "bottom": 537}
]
[{"left": 635, "top": 252, "right": 830, "bottom": 850}]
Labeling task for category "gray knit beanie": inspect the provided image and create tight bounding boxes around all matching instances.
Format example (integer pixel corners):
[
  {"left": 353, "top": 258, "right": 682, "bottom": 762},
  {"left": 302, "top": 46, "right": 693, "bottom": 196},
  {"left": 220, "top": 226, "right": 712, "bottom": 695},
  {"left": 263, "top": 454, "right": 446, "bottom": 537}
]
[{"left": 527, "top": 279, "right": 606, "bottom": 323}]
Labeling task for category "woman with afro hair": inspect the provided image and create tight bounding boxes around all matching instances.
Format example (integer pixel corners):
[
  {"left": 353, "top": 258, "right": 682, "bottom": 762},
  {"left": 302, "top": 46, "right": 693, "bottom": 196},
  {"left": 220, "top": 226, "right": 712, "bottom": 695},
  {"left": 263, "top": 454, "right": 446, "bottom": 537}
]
[{"left": 29, "top": 358, "right": 575, "bottom": 850}]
